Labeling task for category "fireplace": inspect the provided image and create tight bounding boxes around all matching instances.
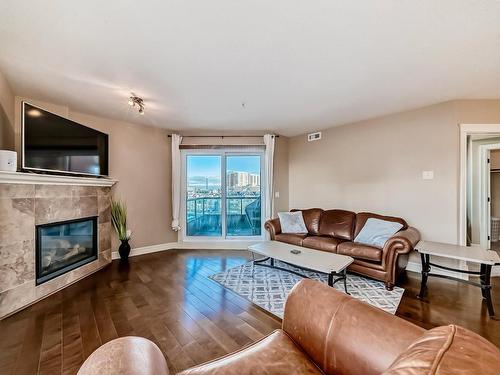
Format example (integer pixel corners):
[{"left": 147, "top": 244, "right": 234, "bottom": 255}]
[{"left": 36, "top": 216, "right": 98, "bottom": 285}]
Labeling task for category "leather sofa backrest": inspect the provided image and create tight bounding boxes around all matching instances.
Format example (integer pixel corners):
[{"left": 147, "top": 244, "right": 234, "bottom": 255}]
[
  {"left": 318, "top": 209, "right": 356, "bottom": 240},
  {"left": 291, "top": 208, "right": 323, "bottom": 235},
  {"left": 283, "top": 279, "right": 424, "bottom": 375},
  {"left": 383, "top": 325, "right": 500, "bottom": 375},
  {"left": 354, "top": 212, "right": 408, "bottom": 238}
]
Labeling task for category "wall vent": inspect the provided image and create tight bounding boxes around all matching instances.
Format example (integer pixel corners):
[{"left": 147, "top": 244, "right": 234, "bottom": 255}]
[{"left": 307, "top": 132, "right": 322, "bottom": 142}]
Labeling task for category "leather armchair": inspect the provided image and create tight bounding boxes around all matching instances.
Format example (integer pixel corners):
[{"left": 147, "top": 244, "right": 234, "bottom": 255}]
[{"left": 79, "top": 280, "right": 500, "bottom": 375}]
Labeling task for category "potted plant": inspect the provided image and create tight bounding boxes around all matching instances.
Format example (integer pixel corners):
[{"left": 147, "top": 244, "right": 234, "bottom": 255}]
[{"left": 111, "top": 199, "right": 132, "bottom": 260}]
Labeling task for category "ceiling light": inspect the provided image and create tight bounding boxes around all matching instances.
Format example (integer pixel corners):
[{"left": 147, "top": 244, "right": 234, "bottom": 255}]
[{"left": 128, "top": 95, "right": 145, "bottom": 115}]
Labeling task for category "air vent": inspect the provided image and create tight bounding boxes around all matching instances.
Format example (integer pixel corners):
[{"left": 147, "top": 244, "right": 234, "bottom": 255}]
[{"left": 307, "top": 132, "right": 322, "bottom": 142}]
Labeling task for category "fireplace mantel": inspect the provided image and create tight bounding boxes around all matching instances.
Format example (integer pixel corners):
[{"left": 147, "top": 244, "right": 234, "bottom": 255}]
[{"left": 0, "top": 170, "right": 117, "bottom": 187}]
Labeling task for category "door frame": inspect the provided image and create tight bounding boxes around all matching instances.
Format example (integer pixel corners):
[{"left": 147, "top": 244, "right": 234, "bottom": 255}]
[
  {"left": 479, "top": 143, "right": 500, "bottom": 249},
  {"left": 459, "top": 124, "right": 500, "bottom": 246},
  {"left": 180, "top": 148, "right": 266, "bottom": 242}
]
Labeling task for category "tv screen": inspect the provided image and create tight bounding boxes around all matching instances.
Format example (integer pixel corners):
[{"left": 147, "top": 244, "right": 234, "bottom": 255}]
[{"left": 22, "top": 102, "right": 109, "bottom": 177}]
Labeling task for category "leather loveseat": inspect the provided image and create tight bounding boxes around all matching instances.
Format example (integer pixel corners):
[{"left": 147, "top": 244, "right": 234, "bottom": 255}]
[
  {"left": 265, "top": 209, "right": 420, "bottom": 290},
  {"left": 78, "top": 279, "right": 500, "bottom": 375}
]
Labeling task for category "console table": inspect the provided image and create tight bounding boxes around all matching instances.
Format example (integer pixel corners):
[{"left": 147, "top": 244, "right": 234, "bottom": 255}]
[{"left": 415, "top": 241, "right": 500, "bottom": 317}]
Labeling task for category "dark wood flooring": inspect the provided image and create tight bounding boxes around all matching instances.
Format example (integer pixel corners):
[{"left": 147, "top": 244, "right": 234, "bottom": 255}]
[{"left": 0, "top": 249, "right": 499, "bottom": 375}]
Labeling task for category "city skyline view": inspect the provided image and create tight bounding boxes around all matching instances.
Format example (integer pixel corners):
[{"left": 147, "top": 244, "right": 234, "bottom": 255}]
[{"left": 187, "top": 155, "right": 261, "bottom": 189}]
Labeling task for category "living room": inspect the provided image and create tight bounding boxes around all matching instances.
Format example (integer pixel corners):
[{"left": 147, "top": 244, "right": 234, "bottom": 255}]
[{"left": 1, "top": 1, "right": 500, "bottom": 374}]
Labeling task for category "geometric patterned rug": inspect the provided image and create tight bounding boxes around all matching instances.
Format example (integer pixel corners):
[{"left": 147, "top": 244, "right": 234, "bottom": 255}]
[{"left": 209, "top": 259, "right": 405, "bottom": 318}]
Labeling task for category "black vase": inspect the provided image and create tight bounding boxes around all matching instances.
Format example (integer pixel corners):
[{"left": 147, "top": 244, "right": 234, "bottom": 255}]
[{"left": 118, "top": 239, "right": 131, "bottom": 260}]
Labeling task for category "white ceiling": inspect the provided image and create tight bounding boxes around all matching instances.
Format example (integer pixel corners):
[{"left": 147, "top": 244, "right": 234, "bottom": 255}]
[{"left": 1, "top": 1, "right": 500, "bottom": 137}]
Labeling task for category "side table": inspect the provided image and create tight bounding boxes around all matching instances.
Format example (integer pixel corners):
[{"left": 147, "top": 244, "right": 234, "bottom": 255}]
[{"left": 415, "top": 241, "right": 500, "bottom": 318}]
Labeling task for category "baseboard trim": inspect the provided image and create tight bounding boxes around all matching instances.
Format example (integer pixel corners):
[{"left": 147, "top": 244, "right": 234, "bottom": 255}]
[
  {"left": 111, "top": 240, "right": 260, "bottom": 260},
  {"left": 406, "top": 261, "right": 469, "bottom": 280}
]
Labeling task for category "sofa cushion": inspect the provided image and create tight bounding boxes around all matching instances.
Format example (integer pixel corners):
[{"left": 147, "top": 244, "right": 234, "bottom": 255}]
[
  {"left": 354, "top": 218, "right": 403, "bottom": 248},
  {"left": 337, "top": 241, "right": 383, "bottom": 262},
  {"left": 302, "top": 236, "right": 344, "bottom": 253},
  {"left": 278, "top": 211, "right": 308, "bottom": 233},
  {"left": 354, "top": 212, "right": 407, "bottom": 238},
  {"left": 383, "top": 325, "right": 500, "bottom": 375},
  {"left": 291, "top": 208, "right": 323, "bottom": 235},
  {"left": 275, "top": 233, "right": 307, "bottom": 246},
  {"left": 318, "top": 209, "right": 356, "bottom": 240},
  {"left": 178, "top": 330, "right": 323, "bottom": 375}
]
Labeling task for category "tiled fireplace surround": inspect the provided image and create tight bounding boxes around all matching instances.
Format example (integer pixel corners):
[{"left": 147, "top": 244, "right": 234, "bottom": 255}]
[{"left": 0, "top": 181, "right": 112, "bottom": 319}]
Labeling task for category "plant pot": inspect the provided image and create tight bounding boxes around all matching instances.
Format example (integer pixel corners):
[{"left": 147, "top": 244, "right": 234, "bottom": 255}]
[{"left": 119, "top": 239, "right": 131, "bottom": 260}]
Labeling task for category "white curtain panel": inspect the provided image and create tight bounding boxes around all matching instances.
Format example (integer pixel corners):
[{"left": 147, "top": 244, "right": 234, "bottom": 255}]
[
  {"left": 263, "top": 134, "right": 275, "bottom": 221},
  {"left": 171, "top": 134, "right": 183, "bottom": 231}
]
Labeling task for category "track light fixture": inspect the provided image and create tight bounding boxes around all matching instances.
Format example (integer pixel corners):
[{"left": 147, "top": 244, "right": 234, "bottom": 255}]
[{"left": 128, "top": 95, "right": 145, "bottom": 115}]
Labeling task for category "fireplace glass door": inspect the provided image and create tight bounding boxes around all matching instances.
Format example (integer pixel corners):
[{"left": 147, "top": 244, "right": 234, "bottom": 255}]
[{"left": 36, "top": 216, "right": 98, "bottom": 285}]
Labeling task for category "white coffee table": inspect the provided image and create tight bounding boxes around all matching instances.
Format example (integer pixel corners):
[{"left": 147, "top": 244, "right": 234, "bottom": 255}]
[{"left": 248, "top": 241, "right": 354, "bottom": 294}]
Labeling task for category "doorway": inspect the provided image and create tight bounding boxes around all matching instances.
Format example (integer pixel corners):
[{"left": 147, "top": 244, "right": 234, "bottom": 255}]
[{"left": 464, "top": 133, "right": 500, "bottom": 255}]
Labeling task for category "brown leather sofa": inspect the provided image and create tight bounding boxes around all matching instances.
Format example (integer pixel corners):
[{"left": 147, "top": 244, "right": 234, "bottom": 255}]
[
  {"left": 265, "top": 209, "right": 420, "bottom": 290},
  {"left": 78, "top": 279, "right": 500, "bottom": 375}
]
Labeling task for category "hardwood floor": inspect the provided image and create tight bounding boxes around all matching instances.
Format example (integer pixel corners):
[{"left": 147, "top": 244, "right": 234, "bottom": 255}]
[{"left": 0, "top": 249, "right": 499, "bottom": 375}]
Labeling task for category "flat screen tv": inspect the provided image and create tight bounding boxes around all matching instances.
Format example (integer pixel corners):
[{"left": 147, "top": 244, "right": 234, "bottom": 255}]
[{"left": 22, "top": 102, "right": 109, "bottom": 177}]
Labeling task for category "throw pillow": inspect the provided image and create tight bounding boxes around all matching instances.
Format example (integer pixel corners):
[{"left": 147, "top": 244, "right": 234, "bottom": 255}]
[
  {"left": 354, "top": 218, "right": 403, "bottom": 248},
  {"left": 278, "top": 211, "right": 308, "bottom": 234}
]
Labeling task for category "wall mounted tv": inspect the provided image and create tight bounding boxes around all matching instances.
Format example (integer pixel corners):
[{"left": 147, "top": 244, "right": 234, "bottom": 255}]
[{"left": 22, "top": 102, "right": 109, "bottom": 177}]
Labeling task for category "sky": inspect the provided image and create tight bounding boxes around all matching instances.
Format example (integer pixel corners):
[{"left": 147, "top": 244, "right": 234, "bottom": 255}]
[{"left": 187, "top": 155, "right": 260, "bottom": 186}]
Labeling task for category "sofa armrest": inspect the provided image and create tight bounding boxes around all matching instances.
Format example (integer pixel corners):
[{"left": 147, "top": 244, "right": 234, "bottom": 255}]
[
  {"left": 383, "top": 227, "right": 420, "bottom": 256},
  {"left": 77, "top": 337, "right": 169, "bottom": 375},
  {"left": 264, "top": 218, "right": 282, "bottom": 239},
  {"left": 283, "top": 279, "right": 424, "bottom": 375}
]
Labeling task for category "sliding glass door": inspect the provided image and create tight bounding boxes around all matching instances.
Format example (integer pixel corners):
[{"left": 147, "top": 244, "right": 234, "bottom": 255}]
[
  {"left": 226, "top": 155, "right": 262, "bottom": 236},
  {"left": 183, "top": 150, "right": 263, "bottom": 240},
  {"left": 186, "top": 155, "right": 222, "bottom": 236}
]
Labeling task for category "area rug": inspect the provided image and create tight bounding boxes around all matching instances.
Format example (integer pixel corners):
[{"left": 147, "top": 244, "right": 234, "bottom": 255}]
[{"left": 209, "top": 259, "right": 405, "bottom": 318}]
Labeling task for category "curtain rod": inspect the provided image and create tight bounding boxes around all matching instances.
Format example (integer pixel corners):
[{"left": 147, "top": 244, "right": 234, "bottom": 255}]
[{"left": 167, "top": 134, "right": 279, "bottom": 138}]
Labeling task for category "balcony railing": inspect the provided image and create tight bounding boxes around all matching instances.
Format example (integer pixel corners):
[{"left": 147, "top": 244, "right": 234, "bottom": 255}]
[{"left": 186, "top": 196, "right": 261, "bottom": 236}]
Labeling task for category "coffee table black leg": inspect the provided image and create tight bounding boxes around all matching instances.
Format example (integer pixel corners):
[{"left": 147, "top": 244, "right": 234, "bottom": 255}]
[
  {"left": 328, "top": 270, "right": 350, "bottom": 295},
  {"left": 417, "top": 253, "right": 430, "bottom": 299},
  {"left": 481, "top": 264, "right": 495, "bottom": 317},
  {"left": 270, "top": 257, "right": 275, "bottom": 267},
  {"left": 480, "top": 264, "right": 487, "bottom": 299},
  {"left": 328, "top": 272, "right": 333, "bottom": 287},
  {"left": 342, "top": 269, "right": 349, "bottom": 295}
]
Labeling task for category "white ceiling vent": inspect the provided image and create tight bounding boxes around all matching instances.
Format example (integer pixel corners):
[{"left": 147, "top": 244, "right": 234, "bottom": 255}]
[{"left": 307, "top": 132, "right": 322, "bottom": 142}]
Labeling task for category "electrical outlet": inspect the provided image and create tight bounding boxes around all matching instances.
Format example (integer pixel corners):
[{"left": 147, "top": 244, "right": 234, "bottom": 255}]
[{"left": 274, "top": 191, "right": 280, "bottom": 198}]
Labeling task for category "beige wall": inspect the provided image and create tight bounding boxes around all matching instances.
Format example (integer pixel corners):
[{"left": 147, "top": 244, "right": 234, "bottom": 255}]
[
  {"left": 7, "top": 94, "right": 289, "bottom": 247},
  {"left": 0, "top": 71, "right": 15, "bottom": 150},
  {"left": 288, "top": 100, "right": 500, "bottom": 252},
  {"left": 14, "top": 97, "right": 177, "bottom": 249}
]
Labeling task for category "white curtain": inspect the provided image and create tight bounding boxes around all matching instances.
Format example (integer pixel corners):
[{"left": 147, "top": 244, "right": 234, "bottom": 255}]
[
  {"left": 263, "top": 134, "right": 275, "bottom": 221},
  {"left": 171, "top": 134, "right": 183, "bottom": 231}
]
